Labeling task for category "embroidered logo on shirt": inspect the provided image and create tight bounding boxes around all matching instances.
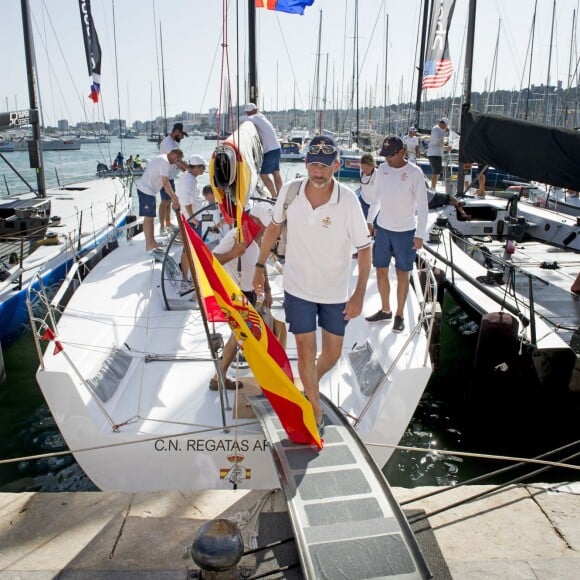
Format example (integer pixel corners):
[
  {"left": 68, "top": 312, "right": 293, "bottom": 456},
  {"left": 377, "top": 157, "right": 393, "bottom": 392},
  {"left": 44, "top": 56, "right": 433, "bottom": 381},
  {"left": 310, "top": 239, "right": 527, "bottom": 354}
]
[
  {"left": 400, "top": 172, "right": 409, "bottom": 182},
  {"left": 322, "top": 216, "right": 331, "bottom": 228}
]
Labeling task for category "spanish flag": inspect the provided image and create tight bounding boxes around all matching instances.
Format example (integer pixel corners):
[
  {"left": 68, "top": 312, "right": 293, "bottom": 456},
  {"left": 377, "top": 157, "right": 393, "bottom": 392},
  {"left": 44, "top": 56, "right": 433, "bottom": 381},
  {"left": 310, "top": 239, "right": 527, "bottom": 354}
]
[
  {"left": 255, "top": 0, "right": 315, "bottom": 15},
  {"left": 183, "top": 216, "right": 322, "bottom": 449}
]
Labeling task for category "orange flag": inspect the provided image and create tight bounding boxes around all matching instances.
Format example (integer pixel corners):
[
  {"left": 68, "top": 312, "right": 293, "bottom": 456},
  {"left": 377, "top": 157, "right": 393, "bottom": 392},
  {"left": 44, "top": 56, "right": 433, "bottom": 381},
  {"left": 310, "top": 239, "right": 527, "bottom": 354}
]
[{"left": 183, "top": 216, "right": 322, "bottom": 448}]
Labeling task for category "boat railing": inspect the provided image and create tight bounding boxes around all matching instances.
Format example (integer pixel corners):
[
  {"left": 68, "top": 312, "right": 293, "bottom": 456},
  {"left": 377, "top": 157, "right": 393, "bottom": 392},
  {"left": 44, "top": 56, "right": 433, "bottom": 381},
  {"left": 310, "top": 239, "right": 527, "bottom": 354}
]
[
  {"left": 354, "top": 253, "right": 438, "bottom": 428},
  {"left": 26, "top": 218, "right": 144, "bottom": 371},
  {"left": 427, "top": 226, "right": 541, "bottom": 347},
  {"left": 2, "top": 158, "right": 128, "bottom": 196}
]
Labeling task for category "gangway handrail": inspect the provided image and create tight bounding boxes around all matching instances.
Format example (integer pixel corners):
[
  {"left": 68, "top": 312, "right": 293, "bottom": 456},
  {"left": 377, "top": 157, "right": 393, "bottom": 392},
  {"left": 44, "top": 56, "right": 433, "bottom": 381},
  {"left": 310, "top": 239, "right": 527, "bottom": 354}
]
[{"left": 355, "top": 254, "right": 437, "bottom": 428}]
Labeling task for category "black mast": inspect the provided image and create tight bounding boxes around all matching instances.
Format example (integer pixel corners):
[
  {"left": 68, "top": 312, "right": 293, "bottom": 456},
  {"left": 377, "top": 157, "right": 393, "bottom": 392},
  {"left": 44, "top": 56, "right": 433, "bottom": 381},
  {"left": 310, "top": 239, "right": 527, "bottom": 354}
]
[
  {"left": 457, "top": 0, "right": 477, "bottom": 195},
  {"left": 414, "top": 0, "right": 431, "bottom": 130},
  {"left": 20, "top": 0, "right": 46, "bottom": 198},
  {"left": 248, "top": 0, "right": 258, "bottom": 106}
]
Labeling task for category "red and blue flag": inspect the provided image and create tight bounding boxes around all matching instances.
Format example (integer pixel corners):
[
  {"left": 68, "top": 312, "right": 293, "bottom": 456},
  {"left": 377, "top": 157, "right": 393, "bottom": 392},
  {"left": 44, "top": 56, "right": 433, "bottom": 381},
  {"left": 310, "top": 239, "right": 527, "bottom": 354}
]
[
  {"left": 255, "top": 0, "right": 315, "bottom": 15},
  {"left": 79, "top": 0, "right": 102, "bottom": 102}
]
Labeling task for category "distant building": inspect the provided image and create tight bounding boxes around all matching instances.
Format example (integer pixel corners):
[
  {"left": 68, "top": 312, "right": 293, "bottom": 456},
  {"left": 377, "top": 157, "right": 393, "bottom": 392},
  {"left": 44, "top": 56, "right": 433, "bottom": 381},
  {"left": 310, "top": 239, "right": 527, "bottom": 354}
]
[{"left": 57, "top": 119, "right": 69, "bottom": 132}]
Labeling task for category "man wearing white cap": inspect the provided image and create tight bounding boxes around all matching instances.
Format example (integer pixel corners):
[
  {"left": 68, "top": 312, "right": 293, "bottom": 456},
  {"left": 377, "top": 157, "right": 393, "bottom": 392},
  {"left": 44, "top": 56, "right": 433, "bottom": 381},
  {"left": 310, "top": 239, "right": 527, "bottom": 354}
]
[
  {"left": 427, "top": 117, "right": 449, "bottom": 189},
  {"left": 177, "top": 155, "right": 207, "bottom": 229},
  {"left": 176, "top": 155, "right": 208, "bottom": 288},
  {"left": 403, "top": 127, "right": 420, "bottom": 165},
  {"left": 208, "top": 202, "right": 274, "bottom": 391},
  {"left": 244, "top": 103, "right": 282, "bottom": 198}
]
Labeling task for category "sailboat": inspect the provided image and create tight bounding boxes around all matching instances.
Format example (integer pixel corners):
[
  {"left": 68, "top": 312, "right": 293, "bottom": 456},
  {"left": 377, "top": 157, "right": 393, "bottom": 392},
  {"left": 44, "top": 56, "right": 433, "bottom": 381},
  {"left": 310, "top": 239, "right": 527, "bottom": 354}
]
[
  {"left": 423, "top": 0, "right": 580, "bottom": 397},
  {"left": 26, "top": 1, "right": 436, "bottom": 493},
  {"left": 0, "top": 0, "right": 131, "bottom": 360}
]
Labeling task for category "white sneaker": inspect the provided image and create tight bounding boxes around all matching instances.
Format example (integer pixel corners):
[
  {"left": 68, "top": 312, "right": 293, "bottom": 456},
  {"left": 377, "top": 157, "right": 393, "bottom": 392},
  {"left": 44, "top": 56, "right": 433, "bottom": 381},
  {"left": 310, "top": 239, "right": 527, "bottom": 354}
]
[{"left": 179, "top": 280, "right": 193, "bottom": 294}]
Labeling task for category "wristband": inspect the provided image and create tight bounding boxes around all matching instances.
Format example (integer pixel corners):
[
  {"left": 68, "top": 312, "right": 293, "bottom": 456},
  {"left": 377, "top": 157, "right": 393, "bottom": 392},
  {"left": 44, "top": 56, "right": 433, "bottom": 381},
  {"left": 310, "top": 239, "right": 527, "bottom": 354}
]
[{"left": 255, "top": 262, "right": 265, "bottom": 268}]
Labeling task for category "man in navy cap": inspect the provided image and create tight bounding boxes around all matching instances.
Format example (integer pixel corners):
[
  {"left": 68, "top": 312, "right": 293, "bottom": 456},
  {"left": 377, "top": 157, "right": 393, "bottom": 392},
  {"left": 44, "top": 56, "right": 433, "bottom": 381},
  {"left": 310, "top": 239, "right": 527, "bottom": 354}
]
[
  {"left": 159, "top": 123, "right": 188, "bottom": 235},
  {"left": 365, "top": 135, "right": 428, "bottom": 334},
  {"left": 252, "top": 134, "right": 372, "bottom": 433}
]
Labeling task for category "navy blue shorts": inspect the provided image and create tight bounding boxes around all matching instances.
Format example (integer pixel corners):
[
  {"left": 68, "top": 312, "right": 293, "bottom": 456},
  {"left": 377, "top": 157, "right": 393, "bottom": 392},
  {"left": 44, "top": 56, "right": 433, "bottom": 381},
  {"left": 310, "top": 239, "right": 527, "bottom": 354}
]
[
  {"left": 284, "top": 291, "right": 348, "bottom": 337},
  {"left": 261, "top": 149, "right": 281, "bottom": 174},
  {"left": 372, "top": 227, "right": 416, "bottom": 272},
  {"left": 138, "top": 190, "right": 156, "bottom": 217},
  {"left": 359, "top": 196, "right": 370, "bottom": 219},
  {"left": 428, "top": 156, "right": 443, "bottom": 175},
  {"left": 160, "top": 179, "right": 175, "bottom": 201}
]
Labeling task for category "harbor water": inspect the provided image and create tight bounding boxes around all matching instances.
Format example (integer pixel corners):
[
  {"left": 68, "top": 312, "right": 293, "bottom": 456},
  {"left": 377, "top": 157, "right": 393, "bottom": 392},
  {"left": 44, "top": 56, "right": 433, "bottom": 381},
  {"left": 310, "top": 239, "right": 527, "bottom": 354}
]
[{"left": 1, "top": 137, "right": 578, "bottom": 492}]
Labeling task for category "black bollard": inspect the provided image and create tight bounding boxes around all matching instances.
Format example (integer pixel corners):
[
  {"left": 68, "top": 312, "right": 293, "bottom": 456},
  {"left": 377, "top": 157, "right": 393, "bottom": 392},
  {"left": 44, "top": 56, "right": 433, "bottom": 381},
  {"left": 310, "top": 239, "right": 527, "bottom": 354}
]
[{"left": 191, "top": 518, "right": 244, "bottom": 579}]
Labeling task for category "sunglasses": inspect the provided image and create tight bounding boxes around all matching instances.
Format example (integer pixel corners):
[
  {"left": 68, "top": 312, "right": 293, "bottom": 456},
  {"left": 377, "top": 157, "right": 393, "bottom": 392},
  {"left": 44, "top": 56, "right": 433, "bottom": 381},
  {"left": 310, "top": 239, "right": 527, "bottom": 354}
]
[{"left": 308, "top": 144, "right": 337, "bottom": 155}]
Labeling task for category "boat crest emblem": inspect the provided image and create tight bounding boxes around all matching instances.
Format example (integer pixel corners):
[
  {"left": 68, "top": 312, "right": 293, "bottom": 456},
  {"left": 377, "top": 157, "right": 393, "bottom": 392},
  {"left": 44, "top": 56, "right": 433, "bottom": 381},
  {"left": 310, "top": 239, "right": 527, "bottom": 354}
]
[{"left": 220, "top": 454, "right": 251, "bottom": 484}]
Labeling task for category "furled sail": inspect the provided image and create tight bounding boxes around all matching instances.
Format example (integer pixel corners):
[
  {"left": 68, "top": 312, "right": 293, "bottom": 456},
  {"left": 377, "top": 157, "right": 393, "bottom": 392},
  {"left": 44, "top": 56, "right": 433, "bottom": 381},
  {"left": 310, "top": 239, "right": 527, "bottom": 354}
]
[
  {"left": 460, "top": 109, "right": 580, "bottom": 190},
  {"left": 210, "top": 121, "right": 263, "bottom": 244}
]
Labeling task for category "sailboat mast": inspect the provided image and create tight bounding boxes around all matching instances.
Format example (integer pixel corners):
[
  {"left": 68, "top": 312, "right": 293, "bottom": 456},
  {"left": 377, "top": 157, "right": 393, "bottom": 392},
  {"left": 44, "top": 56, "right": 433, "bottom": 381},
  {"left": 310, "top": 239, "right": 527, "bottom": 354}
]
[
  {"left": 457, "top": 0, "right": 477, "bottom": 195},
  {"left": 248, "top": 0, "right": 258, "bottom": 106},
  {"left": 160, "top": 23, "right": 168, "bottom": 135},
  {"left": 314, "top": 10, "right": 323, "bottom": 133},
  {"left": 524, "top": 0, "right": 538, "bottom": 121},
  {"left": 354, "top": 0, "right": 359, "bottom": 142},
  {"left": 20, "top": 0, "right": 46, "bottom": 198},
  {"left": 543, "top": 0, "right": 557, "bottom": 125},
  {"left": 414, "top": 0, "right": 431, "bottom": 130}
]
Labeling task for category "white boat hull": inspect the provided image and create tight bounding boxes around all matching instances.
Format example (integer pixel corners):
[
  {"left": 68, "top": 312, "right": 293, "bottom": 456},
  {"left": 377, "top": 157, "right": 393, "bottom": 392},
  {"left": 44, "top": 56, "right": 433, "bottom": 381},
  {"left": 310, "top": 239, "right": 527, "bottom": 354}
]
[
  {"left": 32, "top": 231, "right": 433, "bottom": 492},
  {"left": 424, "top": 197, "right": 579, "bottom": 390},
  {"left": 1, "top": 177, "right": 132, "bottom": 349}
]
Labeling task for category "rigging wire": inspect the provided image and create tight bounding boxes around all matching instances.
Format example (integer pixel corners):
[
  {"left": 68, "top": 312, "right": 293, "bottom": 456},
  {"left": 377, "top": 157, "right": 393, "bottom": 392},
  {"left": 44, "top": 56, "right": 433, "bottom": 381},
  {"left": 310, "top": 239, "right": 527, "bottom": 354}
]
[
  {"left": 407, "top": 446, "right": 580, "bottom": 525},
  {"left": 400, "top": 438, "right": 580, "bottom": 507},
  {"left": 111, "top": 0, "right": 124, "bottom": 155}
]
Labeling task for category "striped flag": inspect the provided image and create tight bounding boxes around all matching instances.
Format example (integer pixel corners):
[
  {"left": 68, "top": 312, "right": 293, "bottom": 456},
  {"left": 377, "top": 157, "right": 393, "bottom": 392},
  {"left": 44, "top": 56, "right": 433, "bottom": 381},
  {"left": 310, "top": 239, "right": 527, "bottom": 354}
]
[
  {"left": 78, "top": 0, "right": 102, "bottom": 102},
  {"left": 422, "top": 0, "right": 456, "bottom": 90},
  {"left": 183, "top": 216, "right": 322, "bottom": 449},
  {"left": 255, "top": 0, "right": 315, "bottom": 15}
]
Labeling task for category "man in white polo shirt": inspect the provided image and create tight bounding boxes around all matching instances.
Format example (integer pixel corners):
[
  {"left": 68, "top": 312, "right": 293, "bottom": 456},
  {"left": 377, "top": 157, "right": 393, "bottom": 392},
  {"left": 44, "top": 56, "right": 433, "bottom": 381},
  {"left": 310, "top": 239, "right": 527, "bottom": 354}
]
[{"left": 252, "top": 135, "right": 372, "bottom": 433}]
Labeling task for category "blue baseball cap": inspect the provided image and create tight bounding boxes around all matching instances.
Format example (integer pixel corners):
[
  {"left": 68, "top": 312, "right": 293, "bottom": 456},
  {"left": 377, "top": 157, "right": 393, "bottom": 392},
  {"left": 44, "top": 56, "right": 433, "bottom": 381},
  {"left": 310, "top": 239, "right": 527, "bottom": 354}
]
[
  {"left": 380, "top": 135, "right": 404, "bottom": 157},
  {"left": 306, "top": 135, "right": 339, "bottom": 166}
]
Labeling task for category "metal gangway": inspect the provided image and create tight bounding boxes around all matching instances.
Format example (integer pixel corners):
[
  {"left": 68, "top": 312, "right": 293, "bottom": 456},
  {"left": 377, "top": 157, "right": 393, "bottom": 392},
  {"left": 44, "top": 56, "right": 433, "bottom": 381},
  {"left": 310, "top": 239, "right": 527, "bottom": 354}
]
[{"left": 249, "top": 394, "right": 432, "bottom": 580}]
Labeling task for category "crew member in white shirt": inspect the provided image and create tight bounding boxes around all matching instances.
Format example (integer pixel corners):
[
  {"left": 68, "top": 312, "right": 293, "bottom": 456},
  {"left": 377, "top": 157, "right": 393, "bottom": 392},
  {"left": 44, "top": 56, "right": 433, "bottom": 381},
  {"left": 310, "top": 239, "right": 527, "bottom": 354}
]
[
  {"left": 159, "top": 123, "right": 188, "bottom": 235},
  {"left": 427, "top": 117, "right": 449, "bottom": 189},
  {"left": 136, "top": 150, "right": 183, "bottom": 252},
  {"left": 365, "top": 136, "right": 428, "bottom": 334},
  {"left": 244, "top": 103, "right": 283, "bottom": 198},
  {"left": 403, "top": 126, "right": 420, "bottom": 164},
  {"left": 209, "top": 202, "right": 273, "bottom": 392}
]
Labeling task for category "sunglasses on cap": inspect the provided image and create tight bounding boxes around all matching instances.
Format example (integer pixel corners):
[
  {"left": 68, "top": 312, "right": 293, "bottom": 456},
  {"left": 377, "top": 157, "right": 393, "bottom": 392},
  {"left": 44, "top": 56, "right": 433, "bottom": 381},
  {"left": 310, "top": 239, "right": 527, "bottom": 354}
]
[{"left": 308, "top": 144, "right": 338, "bottom": 155}]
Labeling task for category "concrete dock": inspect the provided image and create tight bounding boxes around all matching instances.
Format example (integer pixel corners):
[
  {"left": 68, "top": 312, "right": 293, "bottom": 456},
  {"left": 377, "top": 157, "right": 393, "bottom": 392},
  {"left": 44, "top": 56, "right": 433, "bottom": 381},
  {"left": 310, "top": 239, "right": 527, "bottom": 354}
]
[{"left": 0, "top": 482, "right": 578, "bottom": 579}]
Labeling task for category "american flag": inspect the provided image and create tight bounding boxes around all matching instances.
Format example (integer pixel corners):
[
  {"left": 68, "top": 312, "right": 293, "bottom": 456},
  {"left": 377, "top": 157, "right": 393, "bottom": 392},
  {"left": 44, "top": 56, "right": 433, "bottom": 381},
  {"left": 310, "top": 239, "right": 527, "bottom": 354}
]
[
  {"left": 422, "top": 0, "right": 456, "bottom": 91},
  {"left": 422, "top": 59, "right": 453, "bottom": 90}
]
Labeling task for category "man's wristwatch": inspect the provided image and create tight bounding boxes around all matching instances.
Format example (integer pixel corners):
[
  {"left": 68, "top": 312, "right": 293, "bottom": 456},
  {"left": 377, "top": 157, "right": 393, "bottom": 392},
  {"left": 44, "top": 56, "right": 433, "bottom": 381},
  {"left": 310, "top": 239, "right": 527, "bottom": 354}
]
[{"left": 255, "top": 262, "right": 265, "bottom": 269}]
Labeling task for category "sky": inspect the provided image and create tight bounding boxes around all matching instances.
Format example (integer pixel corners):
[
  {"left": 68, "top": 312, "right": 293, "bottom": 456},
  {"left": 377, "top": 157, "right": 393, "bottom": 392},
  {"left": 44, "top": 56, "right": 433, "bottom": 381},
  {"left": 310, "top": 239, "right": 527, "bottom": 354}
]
[{"left": 2, "top": 0, "right": 580, "bottom": 126}]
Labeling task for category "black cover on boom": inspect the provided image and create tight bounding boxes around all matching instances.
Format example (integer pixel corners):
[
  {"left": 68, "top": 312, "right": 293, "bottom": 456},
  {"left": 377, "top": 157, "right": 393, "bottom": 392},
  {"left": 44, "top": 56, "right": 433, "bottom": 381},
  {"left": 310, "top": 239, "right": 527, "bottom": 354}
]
[{"left": 460, "top": 110, "right": 580, "bottom": 191}]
